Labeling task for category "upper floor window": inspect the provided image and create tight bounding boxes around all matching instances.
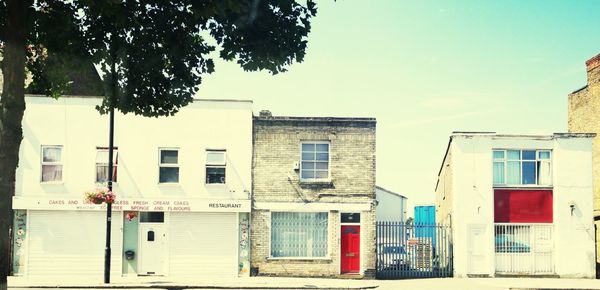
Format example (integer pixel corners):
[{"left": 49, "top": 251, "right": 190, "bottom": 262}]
[
  {"left": 96, "top": 147, "right": 118, "bottom": 183},
  {"left": 159, "top": 148, "right": 179, "bottom": 183},
  {"left": 41, "top": 145, "right": 63, "bottom": 182},
  {"left": 206, "top": 150, "right": 226, "bottom": 184},
  {"left": 300, "top": 142, "right": 330, "bottom": 181},
  {"left": 493, "top": 150, "right": 551, "bottom": 186}
]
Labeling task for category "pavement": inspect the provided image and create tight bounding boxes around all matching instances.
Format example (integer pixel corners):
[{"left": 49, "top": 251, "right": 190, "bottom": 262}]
[{"left": 8, "top": 276, "right": 600, "bottom": 290}]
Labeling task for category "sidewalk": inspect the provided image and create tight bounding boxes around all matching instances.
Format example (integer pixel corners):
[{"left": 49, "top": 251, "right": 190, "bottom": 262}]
[
  {"left": 8, "top": 277, "right": 600, "bottom": 290},
  {"left": 7, "top": 276, "right": 379, "bottom": 289}
]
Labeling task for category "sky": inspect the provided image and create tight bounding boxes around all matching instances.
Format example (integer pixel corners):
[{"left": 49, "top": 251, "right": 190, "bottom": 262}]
[{"left": 197, "top": 0, "right": 600, "bottom": 215}]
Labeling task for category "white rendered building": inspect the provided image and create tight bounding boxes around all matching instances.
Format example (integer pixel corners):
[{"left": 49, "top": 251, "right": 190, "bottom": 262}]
[
  {"left": 435, "top": 132, "right": 595, "bottom": 278},
  {"left": 10, "top": 95, "right": 253, "bottom": 282}
]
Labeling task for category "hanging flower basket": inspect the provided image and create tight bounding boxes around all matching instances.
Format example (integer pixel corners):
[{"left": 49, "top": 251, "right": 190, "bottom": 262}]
[
  {"left": 125, "top": 211, "right": 138, "bottom": 221},
  {"left": 85, "top": 187, "right": 116, "bottom": 204}
]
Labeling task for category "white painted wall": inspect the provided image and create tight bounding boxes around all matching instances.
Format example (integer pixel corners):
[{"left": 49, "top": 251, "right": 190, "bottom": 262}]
[
  {"left": 442, "top": 133, "right": 595, "bottom": 278},
  {"left": 16, "top": 95, "right": 253, "bottom": 200},
  {"left": 375, "top": 187, "right": 407, "bottom": 222}
]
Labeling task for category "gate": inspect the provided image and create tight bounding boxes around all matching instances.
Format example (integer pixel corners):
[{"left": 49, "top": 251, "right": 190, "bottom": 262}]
[
  {"left": 495, "top": 223, "right": 554, "bottom": 275},
  {"left": 376, "top": 222, "right": 453, "bottom": 279}
]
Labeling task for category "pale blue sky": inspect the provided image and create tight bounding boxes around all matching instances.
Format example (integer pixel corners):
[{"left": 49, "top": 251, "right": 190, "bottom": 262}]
[{"left": 198, "top": 0, "right": 600, "bottom": 214}]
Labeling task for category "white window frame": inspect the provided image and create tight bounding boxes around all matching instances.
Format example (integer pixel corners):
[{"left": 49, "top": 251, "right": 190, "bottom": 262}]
[
  {"left": 299, "top": 141, "right": 331, "bottom": 182},
  {"left": 40, "top": 145, "right": 63, "bottom": 183},
  {"left": 95, "top": 147, "right": 118, "bottom": 184},
  {"left": 268, "top": 211, "right": 331, "bottom": 260},
  {"left": 492, "top": 149, "right": 552, "bottom": 187},
  {"left": 158, "top": 148, "right": 179, "bottom": 184},
  {"left": 205, "top": 149, "right": 226, "bottom": 185}
]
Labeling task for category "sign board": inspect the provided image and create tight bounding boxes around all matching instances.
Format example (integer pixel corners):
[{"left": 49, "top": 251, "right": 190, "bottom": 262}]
[
  {"left": 407, "top": 238, "right": 419, "bottom": 246},
  {"left": 12, "top": 196, "right": 251, "bottom": 213}
]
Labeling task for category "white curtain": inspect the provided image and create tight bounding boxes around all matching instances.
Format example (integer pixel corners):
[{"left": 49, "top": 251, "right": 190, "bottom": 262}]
[
  {"left": 271, "top": 212, "right": 328, "bottom": 258},
  {"left": 42, "top": 165, "right": 62, "bottom": 181}
]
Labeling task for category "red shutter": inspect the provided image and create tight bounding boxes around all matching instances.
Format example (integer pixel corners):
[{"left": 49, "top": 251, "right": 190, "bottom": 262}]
[{"left": 494, "top": 189, "right": 553, "bottom": 223}]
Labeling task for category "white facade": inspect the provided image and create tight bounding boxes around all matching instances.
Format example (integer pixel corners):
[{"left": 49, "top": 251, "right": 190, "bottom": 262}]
[
  {"left": 375, "top": 186, "right": 407, "bottom": 223},
  {"left": 435, "top": 132, "right": 595, "bottom": 278},
  {"left": 11, "top": 95, "right": 253, "bottom": 282}
]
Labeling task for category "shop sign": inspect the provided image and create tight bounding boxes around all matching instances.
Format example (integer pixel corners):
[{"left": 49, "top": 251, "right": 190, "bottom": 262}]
[{"left": 13, "top": 196, "right": 250, "bottom": 212}]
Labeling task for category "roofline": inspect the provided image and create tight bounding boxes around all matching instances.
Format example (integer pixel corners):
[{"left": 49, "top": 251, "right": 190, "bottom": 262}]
[
  {"left": 375, "top": 185, "right": 407, "bottom": 199},
  {"left": 570, "top": 85, "right": 588, "bottom": 95},
  {"left": 254, "top": 116, "right": 376, "bottom": 123},
  {"left": 25, "top": 94, "right": 253, "bottom": 103}
]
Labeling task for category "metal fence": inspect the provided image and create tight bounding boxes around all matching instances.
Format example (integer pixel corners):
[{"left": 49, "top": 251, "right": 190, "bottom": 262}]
[
  {"left": 495, "top": 223, "right": 554, "bottom": 275},
  {"left": 376, "top": 222, "right": 453, "bottom": 279}
]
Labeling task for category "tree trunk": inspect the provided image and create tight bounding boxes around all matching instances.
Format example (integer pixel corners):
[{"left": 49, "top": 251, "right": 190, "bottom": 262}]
[{"left": 0, "top": 0, "right": 28, "bottom": 289}]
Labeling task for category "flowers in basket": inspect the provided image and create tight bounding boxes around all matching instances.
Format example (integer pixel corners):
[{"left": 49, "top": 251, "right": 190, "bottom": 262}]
[
  {"left": 125, "top": 211, "right": 138, "bottom": 221},
  {"left": 85, "top": 187, "right": 116, "bottom": 204}
]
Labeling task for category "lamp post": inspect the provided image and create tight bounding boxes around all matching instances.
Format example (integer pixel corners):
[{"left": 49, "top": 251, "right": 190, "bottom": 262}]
[
  {"left": 104, "top": 47, "right": 117, "bottom": 284},
  {"left": 104, "top": 106, "right": 114, "bottom": 284}
]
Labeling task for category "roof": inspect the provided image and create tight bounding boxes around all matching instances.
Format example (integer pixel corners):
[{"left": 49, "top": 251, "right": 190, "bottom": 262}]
[
  {"left": 570, "top": 85, "right": 588, "bottom": 95},
  {"left": 375, "top": 185, "right": 407, "bottom": 199},
  {"left": 25, "top": 94, "right": 252, "bottom": 103},
  {"left": 254, "top": 115, "right": 376, "bottom": 123}
]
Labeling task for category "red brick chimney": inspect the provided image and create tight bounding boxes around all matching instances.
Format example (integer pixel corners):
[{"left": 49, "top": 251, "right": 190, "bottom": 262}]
[
  {"left": 586, "top": 53, "right": 600, "bottom": 72},
  {"left": 586, "top": 53, "right": 600, "bottom": 87}
]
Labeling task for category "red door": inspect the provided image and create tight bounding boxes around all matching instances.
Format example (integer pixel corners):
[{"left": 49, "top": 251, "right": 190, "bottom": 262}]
[{"left": 341, "top": 225, "right": 360, "bottom": 273}]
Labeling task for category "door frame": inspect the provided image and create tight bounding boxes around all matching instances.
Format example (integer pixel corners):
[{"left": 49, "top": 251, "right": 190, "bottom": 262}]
[
  {"left": 339, "top": 212, "right": 363, "bottom": 275},
  {"left": 137, "top": 212, "right": 169, "bottom": 276}
]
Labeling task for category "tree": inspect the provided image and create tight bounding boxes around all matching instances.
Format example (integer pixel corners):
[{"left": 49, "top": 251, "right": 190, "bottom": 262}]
[{"left": 0, "top": 1, "right": 317, "bottom": 288}]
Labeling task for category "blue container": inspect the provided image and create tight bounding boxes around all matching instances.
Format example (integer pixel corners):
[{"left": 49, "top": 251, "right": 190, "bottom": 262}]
[
  {"left": 414, "top": 205, "right": 435, "bottom": 225},
  {"left": 414, "top": 205, "right": 436, "bottom": 253}
]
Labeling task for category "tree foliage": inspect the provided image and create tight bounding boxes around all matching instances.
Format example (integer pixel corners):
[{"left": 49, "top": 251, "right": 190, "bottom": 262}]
[{"left": 2, "top": 0, "right": 317, "bottom": 115}]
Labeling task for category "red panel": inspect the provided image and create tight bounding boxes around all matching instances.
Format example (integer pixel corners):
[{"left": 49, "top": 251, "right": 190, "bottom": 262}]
[
  {"left": 494, "top": 189, "right": 553, "bottom": 223},
  {"left": 340, "top": 225, "right": 360, "bottom": 273}
]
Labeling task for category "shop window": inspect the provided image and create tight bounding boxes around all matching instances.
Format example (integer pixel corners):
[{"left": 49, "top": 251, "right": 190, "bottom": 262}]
[
  {"left": 96, "top": 147, "right": 118, "bottom": 183},
  {"left": 493, "top": 149, "right": 551, "bottom": 186},
  {"left": 140, "top": 212, "right": 164, "bottom": 223},
  {"left": 41, "top": 145, "right": 63, "bottom": 182},
  {"left": 159, "top": 148, "right": 179, "bottom": 183},
  {"left": 206, "top": 150, "right": 226, "bottom": 184},
  {"left": 270, "top": 212, "right": 328, "bottom": 258},
  {"left": 300, "top": 142, "right": 329, "bottom": 181},
  {"left": 495, "top": 225, "right": 531, "bottom": 253}
]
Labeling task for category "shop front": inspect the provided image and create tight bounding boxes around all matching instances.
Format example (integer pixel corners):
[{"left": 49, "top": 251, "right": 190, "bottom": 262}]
[{"left": 11, "top": 196, "right": 251, "bottom": 281}]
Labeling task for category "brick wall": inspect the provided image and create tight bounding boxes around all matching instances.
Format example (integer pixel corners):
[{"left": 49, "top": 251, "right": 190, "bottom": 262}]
[{"left": 251, "top": 117, "right": 376, "bottom": 278}]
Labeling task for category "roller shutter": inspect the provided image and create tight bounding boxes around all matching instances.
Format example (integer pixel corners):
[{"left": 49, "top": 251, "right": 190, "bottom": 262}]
[
  {"left": 27, "top": 210, "right": 122, "bottom": 277},
  {"left": 169, "top": 212, "right": 237, "bottom": 277}
]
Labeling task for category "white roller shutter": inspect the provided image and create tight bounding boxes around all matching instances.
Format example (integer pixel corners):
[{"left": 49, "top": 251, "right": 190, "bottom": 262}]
[
  {"left": 27, "top": 210, "right": 122, "bottom": 278},
  {"left": 169, "top": 212, "right": 237, "bottom": 277}
]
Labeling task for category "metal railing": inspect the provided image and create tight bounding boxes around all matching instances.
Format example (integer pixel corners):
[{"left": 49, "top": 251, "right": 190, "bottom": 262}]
[
  {"left": 376, "top": 222, "right": 453, "bottom": 279},
  {"left": 494, "top": 223, "right": 554, "bottom": 275}
]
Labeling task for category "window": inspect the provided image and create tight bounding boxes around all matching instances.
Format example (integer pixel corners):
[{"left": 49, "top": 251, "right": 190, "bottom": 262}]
[
  {"left": 139, "top": 212, "right": 165, "bottom": 223},
  {"left": 271, "top": 212, "right": 328, "bottom": 258},
  {"left": 493, "top": 150, "right": 551, "bottom": 186},
  {"left": 96, "top": 147, "right": 118, "bottom": 183},
  {"left": 159, "top": 149, "right": 179, "bottom": 183},
  {"left": 41, "top": 146, "right": 63, "bottom": 182},
  {"left": 300, "top": 142, "right": 329, "bottom": 180},
  {"left": 206, "top": 150, "right": 226, "bottom": 184},
  {"left": 495, "top": 225, "right": 531, "bottom": 253}
]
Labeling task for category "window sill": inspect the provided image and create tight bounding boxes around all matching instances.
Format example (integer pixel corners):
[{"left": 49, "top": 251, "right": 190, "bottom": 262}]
[
  {"left": 299, "top": 179, "right": 333, "bottom": 187},
  {"left": 267, "top": 257, "right": 332, "bottom": 262},
  {"left": 40, "top": 181, "right": 64, "bottom": 185},
  {"left": 157, "top": 183, "right": 180, "bottom": 186},
  {"left": 493, "top": 185, "right": 553, "bottom": 189}
]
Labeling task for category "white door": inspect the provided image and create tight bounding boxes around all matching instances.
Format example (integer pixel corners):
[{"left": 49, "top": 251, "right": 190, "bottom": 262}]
[
  {"left": 139, "top": 223, "right": 166, "bottom": 275},
  {"left": 468, "top": 225, "right": 487, "bottom": 275}
]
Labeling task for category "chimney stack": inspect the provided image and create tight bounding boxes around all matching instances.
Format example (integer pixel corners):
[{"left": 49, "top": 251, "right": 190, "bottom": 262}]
[
  {"left": 259, "top": 110, "right": 272, "bottom": 118},
  {"left": 586, "top": 53, "right": 600, "bottom": 72}
]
